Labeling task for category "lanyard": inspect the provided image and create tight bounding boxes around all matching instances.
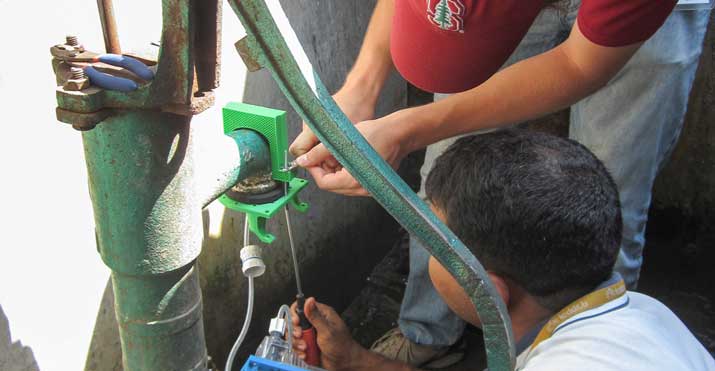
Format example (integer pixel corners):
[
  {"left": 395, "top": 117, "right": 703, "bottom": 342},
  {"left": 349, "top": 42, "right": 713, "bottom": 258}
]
[{"left": 528, "top": 279, "right": 626, "bottom": 352}]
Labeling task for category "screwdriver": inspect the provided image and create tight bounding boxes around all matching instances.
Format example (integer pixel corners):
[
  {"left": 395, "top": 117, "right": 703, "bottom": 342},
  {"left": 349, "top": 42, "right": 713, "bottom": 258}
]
[{"left": 284, "top": 152, "right": 320, "bottom": 366}]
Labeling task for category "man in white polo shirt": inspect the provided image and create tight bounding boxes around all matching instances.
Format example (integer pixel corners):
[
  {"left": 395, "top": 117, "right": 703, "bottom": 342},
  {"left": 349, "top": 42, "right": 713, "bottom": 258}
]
[{"left": 290, "top": 129, "right": 714, "bottom": 371}]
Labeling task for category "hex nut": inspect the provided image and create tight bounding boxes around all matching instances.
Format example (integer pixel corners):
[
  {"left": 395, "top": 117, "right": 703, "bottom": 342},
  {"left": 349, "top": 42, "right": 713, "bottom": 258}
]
[{"left": 64, "top": 78, "right": 91, "bottom": 91}]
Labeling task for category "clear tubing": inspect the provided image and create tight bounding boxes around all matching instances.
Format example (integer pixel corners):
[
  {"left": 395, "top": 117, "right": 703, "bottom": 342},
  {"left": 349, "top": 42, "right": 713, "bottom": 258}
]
[
  {"left": 225, "top": 218, "right": 257, "bottom": 371},
  {"left": 277, "top": 304, "right": 294, "bottom": 348},
  {"left": 225, "top": 276, "right": 254, "bottom": 371}
]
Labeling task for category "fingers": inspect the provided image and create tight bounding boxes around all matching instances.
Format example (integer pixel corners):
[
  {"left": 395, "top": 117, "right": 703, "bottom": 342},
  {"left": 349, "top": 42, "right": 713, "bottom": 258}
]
[
  {"left": 295, "top": 143, "right": 332, "bottom": 168},
  {"left": 293, "top": 336, "right": 307, "bottom": 360},
  {"left": 290, "top": 302, "right": 306, "bottom": 358},
  {"left": 303, "top": 297, "right": 343, "bottom": 332},
  {"left": 290, "top": 302, "right": 301, "bottom": 326},
  {"left": 289, "top": 126, "right": 319, "bottom": 157},
  {"left": 305, "top": 167, "right": 370, "bottom": 197},
  {"left": 295, "top": 141, "right": 370, "bottom": 196},
  {"left": 303, "top": 297, "right": 328, "bottom": 331}
]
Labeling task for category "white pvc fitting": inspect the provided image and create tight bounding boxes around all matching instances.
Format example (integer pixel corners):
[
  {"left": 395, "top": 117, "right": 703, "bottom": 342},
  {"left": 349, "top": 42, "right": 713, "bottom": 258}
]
[{"left": 240, "top": 245, "right": 266, "bottom": 278}]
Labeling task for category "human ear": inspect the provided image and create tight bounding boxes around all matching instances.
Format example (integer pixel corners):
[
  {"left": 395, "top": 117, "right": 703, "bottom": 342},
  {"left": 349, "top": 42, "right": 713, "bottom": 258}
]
[
  {"left": 487, "top": 271, "right": 510, "bottom": 308},
  {"left": 428, "top": 256, "right": 481, "bottom": 325}
]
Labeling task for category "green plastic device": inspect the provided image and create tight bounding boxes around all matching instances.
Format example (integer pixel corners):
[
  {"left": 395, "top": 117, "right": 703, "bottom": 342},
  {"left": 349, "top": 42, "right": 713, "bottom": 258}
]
[{"left": 219, "top": 102, "right": 309, "bottom": 243}]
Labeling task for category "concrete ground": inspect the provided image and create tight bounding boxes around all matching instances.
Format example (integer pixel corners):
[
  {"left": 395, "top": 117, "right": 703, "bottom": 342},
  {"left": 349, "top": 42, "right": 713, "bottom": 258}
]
[{"left": 341, "top": 210, "right": 715, "bottom": 370}]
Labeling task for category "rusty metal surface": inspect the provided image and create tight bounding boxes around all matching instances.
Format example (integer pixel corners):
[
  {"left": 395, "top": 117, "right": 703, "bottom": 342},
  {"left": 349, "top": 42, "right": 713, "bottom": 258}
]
[
  {"left": 55, "top": 107, "right": 112, "bottom": 131},
  {"left": 51, "top": 0, "right": 221, "bottom": 130},
  {"left": 149, "top": 0, "right": 193, "bottom": 108},
  {"left": 96, "top": 0, "right": 121, "bottom": 54},
  {"left": 226, "top": 1, "right": 515, "bottom": 369},
  {"left": 194, "top": 0, "right": 222, "bottom": 91}
]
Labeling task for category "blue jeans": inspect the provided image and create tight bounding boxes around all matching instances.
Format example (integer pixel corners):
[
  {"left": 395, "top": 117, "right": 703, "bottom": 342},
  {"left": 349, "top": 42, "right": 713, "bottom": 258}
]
[{"left": 398, "top": 3, "right": 712, "bottom": 347}]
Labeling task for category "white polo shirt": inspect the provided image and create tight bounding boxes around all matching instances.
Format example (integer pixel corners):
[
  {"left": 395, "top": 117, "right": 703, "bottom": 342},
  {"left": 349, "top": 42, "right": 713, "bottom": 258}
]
[{"left": 516, "top": 286, "right": 715, "bottom": 370}]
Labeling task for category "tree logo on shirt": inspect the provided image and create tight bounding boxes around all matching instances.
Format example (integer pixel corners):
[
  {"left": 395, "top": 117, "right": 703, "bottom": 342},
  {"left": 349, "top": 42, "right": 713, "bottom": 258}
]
[{"left": 427, "top": 0, "right": 465, "bottom": 33}]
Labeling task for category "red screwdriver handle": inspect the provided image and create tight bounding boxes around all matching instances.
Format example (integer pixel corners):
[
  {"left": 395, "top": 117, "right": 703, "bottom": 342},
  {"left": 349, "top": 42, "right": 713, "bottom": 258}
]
[{"left": 302, "top": 326, "right": 321, "bottom": 366}]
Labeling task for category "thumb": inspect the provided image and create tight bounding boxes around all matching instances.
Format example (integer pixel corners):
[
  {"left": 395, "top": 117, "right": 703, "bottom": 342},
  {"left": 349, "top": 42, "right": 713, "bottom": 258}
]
[
  {"left": 295, "top": 143, "right": 333, "bottom": 168},
  {"left": 289, "top": 127, "right": 319, "bottom": 157},
  {"left": 303, "top": 297, "right": 332, "bottom": 332}
]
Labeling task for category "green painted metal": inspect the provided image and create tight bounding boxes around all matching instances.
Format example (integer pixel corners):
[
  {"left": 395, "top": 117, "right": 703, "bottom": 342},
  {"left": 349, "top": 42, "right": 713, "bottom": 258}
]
[
  {"left": 51, "top": 1, "right": 258, "bottom": 369},
  {"left": 82, "top": 111, "right": 270, "bottom": 370},
  {"left": 220, "top": 177, "right": 309, "bottom": 243},
  {"left": 226, "top": 1, "right": 516, "bottom": 369},
  {"left": 223, "top": 102, "right": 294, "bottom": 182}
]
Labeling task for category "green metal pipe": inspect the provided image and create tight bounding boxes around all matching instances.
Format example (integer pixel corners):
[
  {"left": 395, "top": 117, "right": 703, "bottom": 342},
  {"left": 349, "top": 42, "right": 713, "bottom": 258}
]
[
  {"left": 226, "top": 1, "right": 515, "bottom": 369},
  {"left": 82, "top": 111, "right": 270, "bottom": 370}
]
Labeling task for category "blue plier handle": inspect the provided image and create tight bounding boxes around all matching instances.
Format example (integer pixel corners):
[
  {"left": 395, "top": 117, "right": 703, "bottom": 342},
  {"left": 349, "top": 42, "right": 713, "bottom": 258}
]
[{"left": 83, "top": 54, "right": 155, "bottom": 92}]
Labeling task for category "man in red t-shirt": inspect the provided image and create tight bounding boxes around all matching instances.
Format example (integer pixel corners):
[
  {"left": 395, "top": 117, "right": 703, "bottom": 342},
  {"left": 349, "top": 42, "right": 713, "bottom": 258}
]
[{"left": 289, "top": 0, "right": 712, "bottom": 367}]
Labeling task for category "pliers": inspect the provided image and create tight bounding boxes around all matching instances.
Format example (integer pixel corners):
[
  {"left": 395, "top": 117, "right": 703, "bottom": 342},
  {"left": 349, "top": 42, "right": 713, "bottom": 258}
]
[{"left": 50, "top": 44, "right": 154, "bottom": 92}]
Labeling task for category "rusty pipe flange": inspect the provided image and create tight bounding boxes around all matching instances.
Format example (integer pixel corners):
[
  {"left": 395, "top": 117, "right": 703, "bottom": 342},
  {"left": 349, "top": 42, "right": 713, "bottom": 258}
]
[{"left": 225, "top": 173, "right": 285, "bottom": 204}]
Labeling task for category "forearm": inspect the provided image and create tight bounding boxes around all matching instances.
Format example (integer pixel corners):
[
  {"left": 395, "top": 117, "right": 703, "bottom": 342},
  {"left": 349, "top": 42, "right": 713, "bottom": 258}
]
[
  {"left": 400, "top": 27, "right": 640, "bottom": 153},
  {"left": 415, "top": 48, "right": 595, "bottom": 147},
  {"left": 342, "top": 0, "right": 395, "bottom": 103}
]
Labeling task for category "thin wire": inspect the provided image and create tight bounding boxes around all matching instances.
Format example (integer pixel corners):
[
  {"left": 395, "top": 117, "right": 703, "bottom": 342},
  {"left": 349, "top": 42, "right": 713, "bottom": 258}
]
[{"left": 284, "top": 208, "right": 303, "bottom": 296}]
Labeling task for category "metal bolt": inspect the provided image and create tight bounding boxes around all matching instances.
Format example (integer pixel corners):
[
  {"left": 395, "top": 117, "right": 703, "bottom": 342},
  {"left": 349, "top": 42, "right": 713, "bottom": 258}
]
[
  {"left": 70, "top": 67, "right": 85, "bottom": 80},
  {"left": 64, "top": 67, "right": 90, "bottom": 91},
  {"left": 66, "top": 35, "right": 79, "bottom": 46}
]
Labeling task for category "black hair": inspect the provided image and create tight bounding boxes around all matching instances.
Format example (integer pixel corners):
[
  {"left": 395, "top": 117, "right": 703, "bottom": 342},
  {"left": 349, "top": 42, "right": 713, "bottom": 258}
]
[{"left": 425, "top": 129, "right": 623, "bottom": 310}]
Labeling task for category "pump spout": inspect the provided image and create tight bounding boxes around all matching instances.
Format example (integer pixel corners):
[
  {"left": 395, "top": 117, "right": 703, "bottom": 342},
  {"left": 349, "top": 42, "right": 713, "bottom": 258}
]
[{"left": 197, "top": 129, "right": 272, "bottom": 208}]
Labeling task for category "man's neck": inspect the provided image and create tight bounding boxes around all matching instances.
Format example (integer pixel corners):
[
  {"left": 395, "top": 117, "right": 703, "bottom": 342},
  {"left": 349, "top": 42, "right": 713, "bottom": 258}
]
[{"left": 507, "top": 290, "right": 554, "bottom": 347}]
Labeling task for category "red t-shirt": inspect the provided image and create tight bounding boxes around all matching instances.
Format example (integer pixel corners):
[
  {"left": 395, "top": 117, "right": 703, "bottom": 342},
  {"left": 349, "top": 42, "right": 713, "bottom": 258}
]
[{"left": 391, "top": 0, "right": 676, "bottom": 94}]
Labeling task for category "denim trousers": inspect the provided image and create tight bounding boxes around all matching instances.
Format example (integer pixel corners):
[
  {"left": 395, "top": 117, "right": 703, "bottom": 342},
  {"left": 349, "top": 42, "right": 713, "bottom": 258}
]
[{"left": 398, "top": 3, "right": 712, "bottom": 347}]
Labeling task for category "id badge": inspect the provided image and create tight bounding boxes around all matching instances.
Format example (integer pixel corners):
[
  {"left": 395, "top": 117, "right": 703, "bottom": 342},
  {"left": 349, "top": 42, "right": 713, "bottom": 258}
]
[{"left": 676, "top": 0, "right": 714, "bottom": 10}]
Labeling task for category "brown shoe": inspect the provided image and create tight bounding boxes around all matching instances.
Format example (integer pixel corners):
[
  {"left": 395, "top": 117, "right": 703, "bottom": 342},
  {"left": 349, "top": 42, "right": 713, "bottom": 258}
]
[{"left": 370, "top": 327, "right": 466, "bottom": 369}]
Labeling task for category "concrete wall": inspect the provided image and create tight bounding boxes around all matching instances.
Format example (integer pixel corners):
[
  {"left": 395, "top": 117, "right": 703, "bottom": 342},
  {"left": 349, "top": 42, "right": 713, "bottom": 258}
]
[{"left": 650, "top": 12, "right": 715, "bottom": 248}]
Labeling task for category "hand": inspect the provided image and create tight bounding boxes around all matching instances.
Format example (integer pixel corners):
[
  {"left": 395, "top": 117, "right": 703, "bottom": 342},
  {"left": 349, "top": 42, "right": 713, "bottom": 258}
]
[
  {"left": 291, "top": 298, "right": 364, "bottom": 371},
  {"left": 289, "top": 85, "right": 376, "bottom": 158},
  {"left": 294, "top": 110, "right": 411, "bottom": 197}
]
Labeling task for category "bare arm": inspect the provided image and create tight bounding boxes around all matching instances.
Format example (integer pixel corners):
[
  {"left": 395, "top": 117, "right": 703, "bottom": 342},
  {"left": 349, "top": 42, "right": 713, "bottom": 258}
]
[
  {"left": 296, "top": 22, "right": 644, "bottom": 195},
  {"left": 399, "top": 22, "right": 642, "bottom": 153},
  {"left": 290, "top": 0, "right": 395, "bottom": 156},
  {"left": 342, "top": 0, "right": 395, "bottom": 106}
]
